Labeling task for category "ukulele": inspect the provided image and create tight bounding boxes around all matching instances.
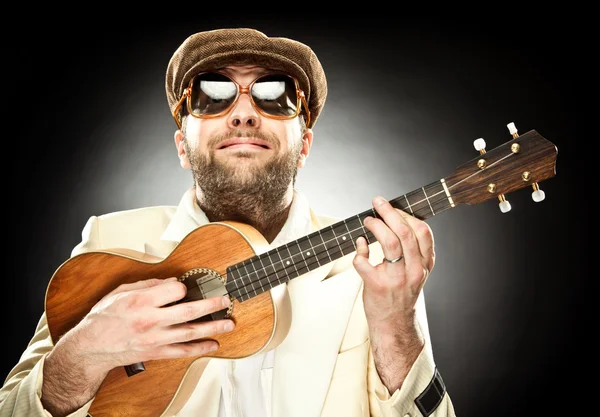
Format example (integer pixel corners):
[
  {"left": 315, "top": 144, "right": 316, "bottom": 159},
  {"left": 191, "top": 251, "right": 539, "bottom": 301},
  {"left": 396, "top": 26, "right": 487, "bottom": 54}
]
[{"left": 44, "top": 122, "right": 558, "bottom": 416}]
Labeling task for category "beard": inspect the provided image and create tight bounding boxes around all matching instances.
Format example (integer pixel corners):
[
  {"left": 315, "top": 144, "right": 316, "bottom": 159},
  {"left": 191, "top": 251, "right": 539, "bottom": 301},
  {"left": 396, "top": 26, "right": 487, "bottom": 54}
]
[{"left": 185, "top": 129, "right": 303, "bottom": 229}]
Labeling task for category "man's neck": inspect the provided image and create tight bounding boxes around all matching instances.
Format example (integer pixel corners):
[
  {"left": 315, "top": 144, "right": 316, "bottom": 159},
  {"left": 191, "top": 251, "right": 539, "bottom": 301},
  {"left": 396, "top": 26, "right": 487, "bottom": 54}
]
[{"left": 195, "top": 186, "right": 295, "bottom": 244}]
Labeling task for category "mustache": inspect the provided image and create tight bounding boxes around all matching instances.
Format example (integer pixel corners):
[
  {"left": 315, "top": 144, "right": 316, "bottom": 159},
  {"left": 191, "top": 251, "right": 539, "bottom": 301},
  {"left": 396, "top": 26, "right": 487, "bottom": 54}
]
[{"left": 207, "top": 129, "right": 280, "bottom": 149}]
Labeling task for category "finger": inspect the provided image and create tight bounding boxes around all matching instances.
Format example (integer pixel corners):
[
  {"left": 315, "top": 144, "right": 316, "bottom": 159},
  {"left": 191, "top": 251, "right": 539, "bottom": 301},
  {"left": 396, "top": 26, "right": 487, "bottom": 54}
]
[
  {"left": 107, "top": 277, "right": 178, "bottom": 297},
  {"left": 372, "top": 196, "right": 421, "bottom": 266},
  {"left": 164, "top": 318, "right": 235, "bottom": 345},
  {"left": 397, "top": 211, "right": 435, "bottom": 271},
  {"left": 352, "top": 236, "right": 377, "bottom": 280},
  {"left": 151, "top": 339, "right": 220, "bottom": 359},
  {"left": 159, "top": 295, "right": 231, "bottom": 326},
  {"left": 142, "top": 279, "right": 189, "bottom": 307},
  {"left": 107, "top": 277, "right": 177, "bottom": 295},
  {"left": 362, "top": 214, "right": 403, "bottom": 262}
]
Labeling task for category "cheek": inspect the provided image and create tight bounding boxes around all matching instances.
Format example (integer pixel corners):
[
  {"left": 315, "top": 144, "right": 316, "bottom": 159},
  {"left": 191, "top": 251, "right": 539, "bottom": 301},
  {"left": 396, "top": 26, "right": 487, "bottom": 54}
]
[
  {"left": 185, "top": 120, "right": 214, "bottom": 152},
  {"left": 274, "top": 121, "right": 302, "bottom": 152}
]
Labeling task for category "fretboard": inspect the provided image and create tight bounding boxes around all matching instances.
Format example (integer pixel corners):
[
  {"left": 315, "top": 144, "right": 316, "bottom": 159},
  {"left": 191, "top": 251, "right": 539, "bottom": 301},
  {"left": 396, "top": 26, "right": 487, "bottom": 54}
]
[{"left": 226, "top": 179, "right": 455, "bottom": 301}]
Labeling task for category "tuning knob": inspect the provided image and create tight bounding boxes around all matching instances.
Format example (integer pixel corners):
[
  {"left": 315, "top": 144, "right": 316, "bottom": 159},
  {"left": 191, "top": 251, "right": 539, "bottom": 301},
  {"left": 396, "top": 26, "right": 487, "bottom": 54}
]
[
  {"left": 531, "top": 182, "right": 545, "bottom": 202},
  {"left": 473, "top": 138, "right": 486, "bottom": 154},
  {"left": 498, "top": 194, "right": 512, "bottom": 213},
  {"left": 507, "top": 122, "right": 519, "bottom": 138}
]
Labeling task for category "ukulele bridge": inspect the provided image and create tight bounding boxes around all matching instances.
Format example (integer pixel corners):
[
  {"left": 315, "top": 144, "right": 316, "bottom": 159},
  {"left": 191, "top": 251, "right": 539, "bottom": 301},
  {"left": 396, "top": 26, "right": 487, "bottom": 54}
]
[{"left": 178, "top": 267, "right": 232, "bottom": 321}]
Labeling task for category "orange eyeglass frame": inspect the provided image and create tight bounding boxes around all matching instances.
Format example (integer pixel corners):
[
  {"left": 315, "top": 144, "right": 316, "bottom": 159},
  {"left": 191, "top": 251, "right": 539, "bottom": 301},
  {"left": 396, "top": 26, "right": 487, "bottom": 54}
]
[{"left": 171, "top": 72, "right": 311, "bottom": 129}]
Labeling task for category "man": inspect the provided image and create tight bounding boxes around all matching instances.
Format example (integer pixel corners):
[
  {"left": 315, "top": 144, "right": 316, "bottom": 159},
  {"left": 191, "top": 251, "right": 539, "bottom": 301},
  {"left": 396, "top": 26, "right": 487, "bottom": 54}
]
[{"left": 0, "top": 28, "right": 455, "bottom": 417}]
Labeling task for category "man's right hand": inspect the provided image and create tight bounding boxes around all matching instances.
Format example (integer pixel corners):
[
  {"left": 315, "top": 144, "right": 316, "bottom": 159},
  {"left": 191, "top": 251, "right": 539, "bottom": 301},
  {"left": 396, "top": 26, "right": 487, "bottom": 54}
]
[{"left": 41, "top": 276, "right": 235, "bottom": 417}]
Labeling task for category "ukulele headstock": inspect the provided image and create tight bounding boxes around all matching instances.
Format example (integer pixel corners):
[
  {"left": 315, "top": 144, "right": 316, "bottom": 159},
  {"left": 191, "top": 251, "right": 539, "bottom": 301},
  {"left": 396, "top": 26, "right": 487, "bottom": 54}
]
[{"left": 444, "top": 122, "right": 558, "bottom": 213}]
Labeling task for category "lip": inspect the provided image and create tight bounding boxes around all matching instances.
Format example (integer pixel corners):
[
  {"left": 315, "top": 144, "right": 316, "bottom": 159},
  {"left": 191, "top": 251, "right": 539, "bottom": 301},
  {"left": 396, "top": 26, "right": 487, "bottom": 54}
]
[{"left": 216, "top": 137, "right": 272, "bottom": 150}]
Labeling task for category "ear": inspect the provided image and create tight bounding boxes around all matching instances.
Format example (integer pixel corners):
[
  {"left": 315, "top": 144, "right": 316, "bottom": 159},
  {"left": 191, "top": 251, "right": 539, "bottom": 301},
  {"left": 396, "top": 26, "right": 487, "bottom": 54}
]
[
  {"left": 174, "top": 129, "right": 191, "bottom": 169},
  {"left": 297, "top": 128, "right": 313, "bottom": 169}
]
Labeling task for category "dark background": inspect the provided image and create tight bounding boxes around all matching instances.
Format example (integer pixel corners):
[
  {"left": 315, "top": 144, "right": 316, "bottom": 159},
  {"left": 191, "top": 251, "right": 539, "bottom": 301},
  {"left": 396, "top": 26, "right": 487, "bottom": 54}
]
[{"left": 4, "top": 13, "right": 583, "bottom": 416}]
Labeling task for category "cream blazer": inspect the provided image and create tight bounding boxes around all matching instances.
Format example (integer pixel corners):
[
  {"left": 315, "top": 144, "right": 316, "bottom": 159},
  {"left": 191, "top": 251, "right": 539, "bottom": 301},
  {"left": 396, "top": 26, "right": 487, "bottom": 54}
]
[{"left": 0, "top": 196, "right": 456, "bottom": 417}]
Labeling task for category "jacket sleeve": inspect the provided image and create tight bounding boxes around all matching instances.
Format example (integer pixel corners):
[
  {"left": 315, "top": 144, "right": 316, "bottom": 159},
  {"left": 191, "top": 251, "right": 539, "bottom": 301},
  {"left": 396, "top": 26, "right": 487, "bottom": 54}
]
[{"left": 0, "top": 216, "right": 101, "bottom": 417}]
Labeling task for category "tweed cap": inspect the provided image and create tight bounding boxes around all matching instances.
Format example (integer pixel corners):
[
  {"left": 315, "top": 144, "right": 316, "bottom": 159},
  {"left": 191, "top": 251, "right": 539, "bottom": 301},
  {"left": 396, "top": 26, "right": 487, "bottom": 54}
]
[{"left": 166, "top": 28, "right": 327, "bottom": 128}]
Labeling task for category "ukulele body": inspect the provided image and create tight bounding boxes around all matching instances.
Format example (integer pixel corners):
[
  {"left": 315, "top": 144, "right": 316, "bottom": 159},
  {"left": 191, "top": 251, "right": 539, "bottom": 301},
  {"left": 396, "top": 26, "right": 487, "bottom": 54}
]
[{"left": 45, "top": 221, "right": 291, "bottom": 417}]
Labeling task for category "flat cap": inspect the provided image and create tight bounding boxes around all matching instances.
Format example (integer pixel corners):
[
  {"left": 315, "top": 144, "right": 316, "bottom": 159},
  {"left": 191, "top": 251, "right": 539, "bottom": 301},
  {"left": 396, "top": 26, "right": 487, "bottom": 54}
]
[{"left": 166, "top": 28, "right": 327, "bottom": 128}]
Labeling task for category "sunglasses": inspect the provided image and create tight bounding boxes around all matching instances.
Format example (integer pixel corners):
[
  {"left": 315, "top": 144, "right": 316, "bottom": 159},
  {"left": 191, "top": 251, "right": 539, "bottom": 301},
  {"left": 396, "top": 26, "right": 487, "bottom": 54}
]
[{"left": 172, "top": 72, "right": 311, "bottom": 129}]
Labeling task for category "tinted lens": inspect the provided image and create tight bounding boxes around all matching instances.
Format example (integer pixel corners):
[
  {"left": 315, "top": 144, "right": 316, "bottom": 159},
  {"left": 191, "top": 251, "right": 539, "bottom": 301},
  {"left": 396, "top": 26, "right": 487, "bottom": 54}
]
[
  {"left": 190, "top": 73, "right": 238, "bottom": 116},
  {"left": 251, "top": 74, "right": 298, "bottom": 117}
]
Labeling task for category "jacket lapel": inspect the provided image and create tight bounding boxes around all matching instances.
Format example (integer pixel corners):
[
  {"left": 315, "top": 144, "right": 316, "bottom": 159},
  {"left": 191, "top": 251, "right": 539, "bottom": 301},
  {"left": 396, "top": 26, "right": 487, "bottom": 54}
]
[
  {"left": 144, "top": 194, "right": 364, "bottom": 417},
  {"left": 269, "top": 210, "right": 363, "bottom": 417}
]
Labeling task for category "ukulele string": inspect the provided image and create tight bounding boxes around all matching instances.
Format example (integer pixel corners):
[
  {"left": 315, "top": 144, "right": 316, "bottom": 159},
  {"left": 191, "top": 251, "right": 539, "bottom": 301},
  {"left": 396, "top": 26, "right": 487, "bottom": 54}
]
[
  {"left": 228, "top": 153, "right": 518, "bottom": 300},
  {"left": 227, "top": 195, "right": 453, "bottom": 300}
]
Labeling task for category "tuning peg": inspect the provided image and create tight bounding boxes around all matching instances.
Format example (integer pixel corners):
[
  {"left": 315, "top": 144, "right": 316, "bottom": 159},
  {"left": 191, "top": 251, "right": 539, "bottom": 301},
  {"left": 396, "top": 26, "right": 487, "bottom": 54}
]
[
  {"left": 476, "top": 135, "right": 512, "bottom": 212},
  {"left": 498, "top": 194, "right": 512, "bottom": 213},
  {"left": 507, "top": 122, "right": 519, "bottom": 138},
  {"left": 473, "top": 138, "right": 486, "bottom": 154},
  {"left": 531, "top": 182, "right": 545, "bottom": 202}
]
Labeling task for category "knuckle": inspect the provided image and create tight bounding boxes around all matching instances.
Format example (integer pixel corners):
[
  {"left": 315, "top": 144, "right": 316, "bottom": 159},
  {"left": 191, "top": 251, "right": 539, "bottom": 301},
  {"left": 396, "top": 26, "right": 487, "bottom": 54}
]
[
  {"left": 415, "top": 222, "right": 432, "bottom": 239},
  {"left": 131, "top": 316, "right": 158, "bottom": 333},
  {"left": 170, "top": 282, "right": 187, "bottom": 299},
  {"left": 385, "top": 236, "right": 400, "bottom": 251},
  {"left": 185, "top": 328, "right": 198, "bottom": 342},
  {"left": 212, "top": 297, "right": 223, "bottom": 311},
  {"left": 395, "top": 223, "right": 412, "bottom": 240},
  {"left": 181, "top": 304, "right": 198, "bottom": 321},
  {"left": 125, "top": 293, "right": 148, "bottom": 309},
  {"left": 138, "top": 336, "right": 158, "bottom": 349}
]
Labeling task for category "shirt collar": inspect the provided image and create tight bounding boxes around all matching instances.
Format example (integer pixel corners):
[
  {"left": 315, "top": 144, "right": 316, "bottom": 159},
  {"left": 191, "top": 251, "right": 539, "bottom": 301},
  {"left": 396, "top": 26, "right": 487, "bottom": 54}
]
[{"left": 161, "top": 187, "right": 313, "bottom": 249}]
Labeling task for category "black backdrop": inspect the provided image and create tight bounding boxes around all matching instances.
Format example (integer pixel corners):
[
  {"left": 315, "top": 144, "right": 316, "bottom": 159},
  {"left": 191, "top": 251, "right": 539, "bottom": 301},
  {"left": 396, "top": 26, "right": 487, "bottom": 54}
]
[{"left": 3, "top": 13, "right": 584, "bottom": 417}]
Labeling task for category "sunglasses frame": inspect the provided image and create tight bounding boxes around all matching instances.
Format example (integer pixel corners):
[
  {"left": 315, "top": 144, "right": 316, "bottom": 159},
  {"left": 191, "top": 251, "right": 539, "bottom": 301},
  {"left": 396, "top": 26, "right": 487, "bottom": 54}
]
[{"left": 172, "top": 71, "right": 311, "bottom": 129}]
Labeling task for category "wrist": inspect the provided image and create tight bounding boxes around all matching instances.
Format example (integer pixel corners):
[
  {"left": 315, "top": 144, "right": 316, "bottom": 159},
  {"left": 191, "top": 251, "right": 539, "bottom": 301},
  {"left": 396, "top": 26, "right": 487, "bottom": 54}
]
[{"left": 41, "top": 330, "right": 110, "bottom": 416}]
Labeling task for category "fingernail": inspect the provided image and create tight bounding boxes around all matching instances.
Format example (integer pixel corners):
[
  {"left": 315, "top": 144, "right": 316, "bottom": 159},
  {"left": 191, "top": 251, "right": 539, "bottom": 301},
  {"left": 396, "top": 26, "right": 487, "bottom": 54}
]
[
  {"left": 210, "top": 344, "right": 219, "bottom": 352},
  {"left": 375, "top": 196, "right": 387, "bottom": 205},
  {"left": 222, "top": 296, "right": 231, "bottom": 308},
  {"left": 224, "top": 321, "right": 235, "bottom": 332}
]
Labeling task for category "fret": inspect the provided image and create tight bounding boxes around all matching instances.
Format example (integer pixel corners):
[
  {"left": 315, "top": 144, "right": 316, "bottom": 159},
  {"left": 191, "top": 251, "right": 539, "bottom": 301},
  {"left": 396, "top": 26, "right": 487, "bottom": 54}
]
[
  {"left": 267, "top": 252, "right": 287, "bottom": 286},
  {"left": 250, "top": 257, "right": 266, "bottom": 293},
  {"left": 283, "top": 245, "right": 301, "bottom": 277},
  {"left": 339, "top": 236, "right": 356, "bottom": 256},
  {"left": 227, "top": 265, "right": 242, "bottom": 285},
  {"left": 403, "top": 194, "right": 414, "bottom": 215},
  {"left": 313, "top": 241, "right": 330, "bottom": 266},
  {"left": 422, "top": 186, "right": 435, "bottom": 216},
  {"left": 264, "top": 263, "right": 277, "bottom": 285},
  {"left": 345, "top": 215, "right": 363, "bottom": 235},
  {"left": 427, "top": 180, "right": 454, "bottom": 214},
  {"left": 242, "top": 262, "right": 258, "bottom": 297},
  {"left": 355, "top": 208, "right": 377, "bottom": 244},
  {"left": 331, "top": 224, "right": 348, "bottom": 240},
  {"left": 288, "top": 241, "right": 310, "bottom": 276},
  {"left": 255, "top": 256, "right": 271, "bottom": 291},
  {"left": 406, "top": 189, "right": 429, "bottom": 220},
  {"left": 319, "top": 225, "right": 336, "bottom": 246},
  {"left": 225, "top": 180, "right": 461, "bottom": 302},
  {"left": 304, "top": 231, "right": 326, "bottom": 263},
  {"left": 297, "top": 237, "right": 316, "bottom": 269}
]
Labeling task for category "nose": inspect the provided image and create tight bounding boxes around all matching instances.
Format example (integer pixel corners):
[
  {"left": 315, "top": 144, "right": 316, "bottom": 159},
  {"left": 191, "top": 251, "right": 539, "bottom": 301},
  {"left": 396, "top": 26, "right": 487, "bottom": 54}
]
[{"left": 227, "top": 93, "right": 260, "bottom": 128}]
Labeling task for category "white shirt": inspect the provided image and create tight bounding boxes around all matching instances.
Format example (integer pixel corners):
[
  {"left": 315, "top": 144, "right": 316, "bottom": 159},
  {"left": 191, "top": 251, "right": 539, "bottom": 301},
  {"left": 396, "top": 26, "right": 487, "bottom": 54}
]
[{"left": 163, "top": 188, "right": 314, "bottom": 417}]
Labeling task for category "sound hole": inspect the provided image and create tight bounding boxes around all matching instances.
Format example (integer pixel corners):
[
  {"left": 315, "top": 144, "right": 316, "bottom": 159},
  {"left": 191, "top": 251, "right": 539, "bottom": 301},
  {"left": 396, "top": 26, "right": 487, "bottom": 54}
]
[{"left": 178, "top": 267, "right": 231, "bottom": 322}]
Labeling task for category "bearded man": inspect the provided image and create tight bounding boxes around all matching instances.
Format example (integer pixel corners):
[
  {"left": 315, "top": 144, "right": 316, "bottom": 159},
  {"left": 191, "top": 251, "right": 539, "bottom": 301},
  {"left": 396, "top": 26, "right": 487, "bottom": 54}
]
[{"left": 0, "top": 28, "right": 456, "bottom": 417}]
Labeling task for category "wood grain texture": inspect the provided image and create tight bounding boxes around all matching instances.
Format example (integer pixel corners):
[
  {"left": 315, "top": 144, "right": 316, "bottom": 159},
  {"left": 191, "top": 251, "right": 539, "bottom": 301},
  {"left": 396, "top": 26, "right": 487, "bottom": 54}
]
[
  {"left": 445, "top": 130, "right": 558, "bottom": 206},
  {"left": 45, "top": 221, "right": 288, "bottom": 417}
]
